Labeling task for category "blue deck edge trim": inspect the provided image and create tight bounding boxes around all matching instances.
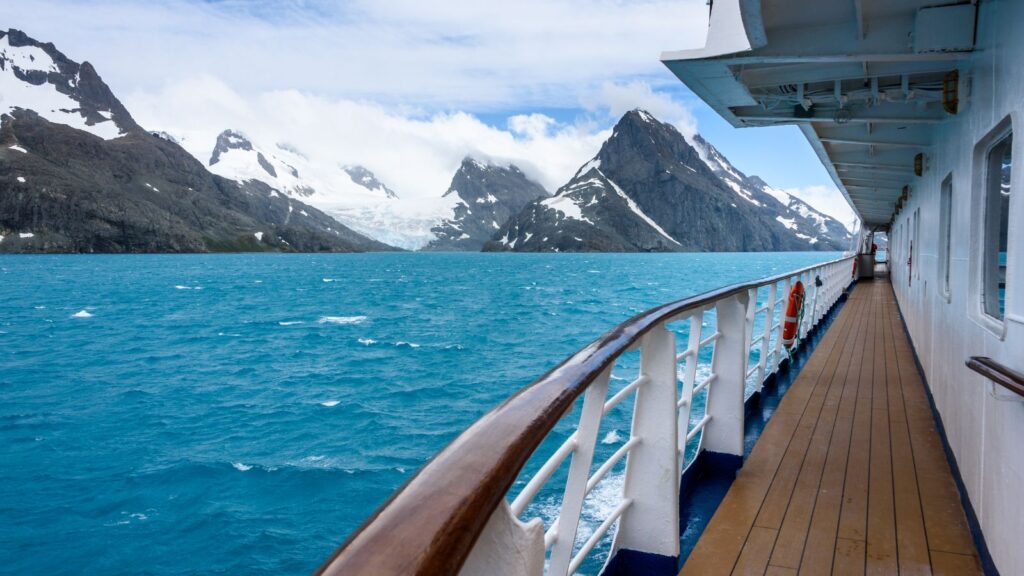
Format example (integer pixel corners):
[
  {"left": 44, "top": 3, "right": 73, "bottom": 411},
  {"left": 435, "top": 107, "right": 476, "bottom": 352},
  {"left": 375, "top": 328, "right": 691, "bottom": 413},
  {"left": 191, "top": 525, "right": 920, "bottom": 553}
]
[
  {"left": 603, "top": 281, "right": 854, "bottom": 575},
  {"left": 889, "top": 282, "right": 1000, "bottom": 576}
]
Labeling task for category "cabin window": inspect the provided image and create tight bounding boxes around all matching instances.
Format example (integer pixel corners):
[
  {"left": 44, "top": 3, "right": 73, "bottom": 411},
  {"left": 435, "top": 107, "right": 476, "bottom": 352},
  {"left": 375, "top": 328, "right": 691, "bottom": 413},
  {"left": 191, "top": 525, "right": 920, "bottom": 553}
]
[
  {"left": 913, "top": 208, "right": 921, "bottom": 285},
  {"left": 939, "top": 174, "right": 953, "bottom": 300},
  {"left": 982, "top": 132, "right": 1011, "bottom": 319}
]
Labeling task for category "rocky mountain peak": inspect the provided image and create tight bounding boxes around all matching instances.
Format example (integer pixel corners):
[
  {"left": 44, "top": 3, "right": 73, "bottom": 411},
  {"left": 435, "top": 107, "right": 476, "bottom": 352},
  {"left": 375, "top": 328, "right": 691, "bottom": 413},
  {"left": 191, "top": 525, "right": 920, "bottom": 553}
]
[
  {"left": 210, "top": 130, "right": 253, "bottom": 162},
  {"left": 209, "top": 129, "right": 289, "bottom": 181},
  {"left": 0, "top": 28, "right": 139, "bottom": 138},
  {"left": 342, "top": 165, "right": 398, "bottom": 199},
  {"left": 424, "top": 157, "right": 548, "bottom": 251}
]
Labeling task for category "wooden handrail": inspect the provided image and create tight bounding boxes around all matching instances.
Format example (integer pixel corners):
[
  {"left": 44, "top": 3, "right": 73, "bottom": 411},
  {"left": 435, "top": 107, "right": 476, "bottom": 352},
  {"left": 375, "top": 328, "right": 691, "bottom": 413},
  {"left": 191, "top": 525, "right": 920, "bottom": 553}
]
[
  {"left": 966, "top": 356, "right": 1024, "bottom": 398},
  {"left": 314, "top": 255, "right": 855, "bottom": 576}
]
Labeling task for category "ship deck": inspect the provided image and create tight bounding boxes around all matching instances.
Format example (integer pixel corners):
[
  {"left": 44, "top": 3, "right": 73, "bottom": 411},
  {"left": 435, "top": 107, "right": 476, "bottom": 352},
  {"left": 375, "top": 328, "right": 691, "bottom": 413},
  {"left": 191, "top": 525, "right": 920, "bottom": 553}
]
[{"left": 679, "top": 279, "right": 983, "bottom": 575}]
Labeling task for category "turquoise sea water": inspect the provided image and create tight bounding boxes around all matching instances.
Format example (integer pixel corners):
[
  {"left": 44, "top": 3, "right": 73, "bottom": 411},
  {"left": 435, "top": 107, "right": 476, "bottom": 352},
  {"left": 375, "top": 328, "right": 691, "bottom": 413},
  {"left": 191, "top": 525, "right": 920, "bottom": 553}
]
[{"left": 0, "top": 252, "right": 839, "bottom": 575}]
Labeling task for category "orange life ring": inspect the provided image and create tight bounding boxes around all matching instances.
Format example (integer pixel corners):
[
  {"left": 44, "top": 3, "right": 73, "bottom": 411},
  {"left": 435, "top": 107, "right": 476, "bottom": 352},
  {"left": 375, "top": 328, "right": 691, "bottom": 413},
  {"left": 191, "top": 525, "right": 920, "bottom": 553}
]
[{"left": 782, "top": 281, "right": 805, "bottom": 349}]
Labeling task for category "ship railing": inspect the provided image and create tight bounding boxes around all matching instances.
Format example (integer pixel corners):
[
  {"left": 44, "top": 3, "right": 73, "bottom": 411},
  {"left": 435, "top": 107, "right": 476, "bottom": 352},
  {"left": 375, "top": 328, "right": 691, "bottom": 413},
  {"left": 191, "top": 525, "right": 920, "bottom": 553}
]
[{"left": 315, "top": 255, "right": 856, "bottom": 576}]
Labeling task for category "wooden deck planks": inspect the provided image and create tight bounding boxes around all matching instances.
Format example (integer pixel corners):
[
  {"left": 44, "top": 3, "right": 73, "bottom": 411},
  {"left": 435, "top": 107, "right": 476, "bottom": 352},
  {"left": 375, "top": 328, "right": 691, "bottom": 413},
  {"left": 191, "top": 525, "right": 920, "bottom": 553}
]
[
  {"left": 866, "top": 288, "right": 897, "bottom": 575},
  {"left": 678, "top": 280, "right": 983, "bottom": 576}
]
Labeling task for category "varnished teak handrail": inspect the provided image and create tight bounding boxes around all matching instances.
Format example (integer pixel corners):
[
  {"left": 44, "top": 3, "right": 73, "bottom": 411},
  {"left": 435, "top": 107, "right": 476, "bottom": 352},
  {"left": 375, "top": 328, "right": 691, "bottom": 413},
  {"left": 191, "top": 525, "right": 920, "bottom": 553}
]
[
  {"left": 966, "top": 356, "right": 1024, "bottom": 398},
  {"left": 315, "top": 255, "right": 855, "bottom": 576}
]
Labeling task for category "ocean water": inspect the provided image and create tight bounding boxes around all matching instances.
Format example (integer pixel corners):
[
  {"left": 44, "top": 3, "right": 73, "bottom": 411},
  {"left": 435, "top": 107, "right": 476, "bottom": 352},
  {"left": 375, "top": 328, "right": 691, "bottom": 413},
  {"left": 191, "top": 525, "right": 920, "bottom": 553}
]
[{"left": 0, "top": 252, "right": 839, "bottom": 575}]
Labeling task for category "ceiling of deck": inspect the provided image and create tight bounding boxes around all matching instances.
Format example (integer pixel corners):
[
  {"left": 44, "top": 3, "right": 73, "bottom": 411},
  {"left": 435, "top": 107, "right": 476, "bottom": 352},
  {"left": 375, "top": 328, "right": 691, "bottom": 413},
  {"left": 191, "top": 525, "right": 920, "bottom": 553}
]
[{"left": 662, "top": 0, "right": 977, "bottom": 228}]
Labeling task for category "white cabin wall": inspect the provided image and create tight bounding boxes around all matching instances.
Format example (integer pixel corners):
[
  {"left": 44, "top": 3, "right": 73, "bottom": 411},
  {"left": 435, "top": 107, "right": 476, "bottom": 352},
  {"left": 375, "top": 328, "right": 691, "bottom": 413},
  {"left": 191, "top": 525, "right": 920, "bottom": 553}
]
[{"left": 889, "top": 1, "right": 1024, "bottom": 573}]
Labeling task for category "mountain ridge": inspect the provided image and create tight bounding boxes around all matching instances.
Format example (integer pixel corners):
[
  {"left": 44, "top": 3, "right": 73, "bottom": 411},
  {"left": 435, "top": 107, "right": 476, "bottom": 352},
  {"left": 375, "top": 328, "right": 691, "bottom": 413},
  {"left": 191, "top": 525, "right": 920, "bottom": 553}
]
[{"left": 485, "top": 110, "right": 851, "bottom": 253}]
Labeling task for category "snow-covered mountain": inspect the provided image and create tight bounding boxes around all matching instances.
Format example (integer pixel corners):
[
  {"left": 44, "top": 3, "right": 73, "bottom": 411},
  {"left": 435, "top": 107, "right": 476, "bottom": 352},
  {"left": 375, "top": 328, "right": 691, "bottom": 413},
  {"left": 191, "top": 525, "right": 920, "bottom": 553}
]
[
  {"left": 690, "top": 134, "right": 853, "bottom": 247},
  {"left": 198, "top": 128, "right": 452, "bottom": 249},
  {"left": 424, "top": 158, "right": 548, "bottom": 251},
  {"left": 0, "top": 29, "right": 392, "bottom": 253},
  {"left": 0, "top": 29, "right": 136, "bottom": 139},
  {"left": 486, "top": 110, "right": 852, "bottom": 253}
]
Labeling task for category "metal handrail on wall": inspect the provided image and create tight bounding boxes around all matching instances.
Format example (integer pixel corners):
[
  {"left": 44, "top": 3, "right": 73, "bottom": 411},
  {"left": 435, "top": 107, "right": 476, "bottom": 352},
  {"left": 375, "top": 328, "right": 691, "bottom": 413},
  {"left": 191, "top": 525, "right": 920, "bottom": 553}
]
[
  {"left": 966, "top": 356, "right": 1024, "bottom": 399},
  {"left": 315, "top": 255, "right": 856, "bottom": 576}
]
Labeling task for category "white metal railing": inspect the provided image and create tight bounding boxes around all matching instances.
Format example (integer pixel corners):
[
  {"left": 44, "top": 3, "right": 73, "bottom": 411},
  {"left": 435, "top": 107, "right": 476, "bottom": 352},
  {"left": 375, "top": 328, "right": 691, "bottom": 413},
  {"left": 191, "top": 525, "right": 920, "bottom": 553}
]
[
  {"left": 317, "top": 255, "right": 855, "bottom": 576},
  {"left": 492, "top": 256, "right": 855, "bottom": 576}
]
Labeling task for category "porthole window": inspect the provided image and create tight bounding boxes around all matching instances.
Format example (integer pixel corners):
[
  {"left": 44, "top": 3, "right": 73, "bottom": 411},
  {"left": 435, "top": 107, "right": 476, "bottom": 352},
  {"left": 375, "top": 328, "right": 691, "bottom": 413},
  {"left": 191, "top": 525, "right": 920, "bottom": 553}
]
[
  {"left": 982, "top": 132, "right": 1011, "bottom": 319},
  {"left": 939, "top": 174, "right": 953, "bottom": 300}
]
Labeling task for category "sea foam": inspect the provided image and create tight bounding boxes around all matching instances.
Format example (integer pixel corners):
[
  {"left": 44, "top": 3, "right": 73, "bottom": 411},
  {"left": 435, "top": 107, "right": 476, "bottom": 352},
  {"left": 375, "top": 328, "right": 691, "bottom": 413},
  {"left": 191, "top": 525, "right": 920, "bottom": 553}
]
[
  {"left": 318, "top": 316, "right": 366, "bottom": 325},
  {"left": 71, "top": 310, "right": 93, "bottom": 318}
]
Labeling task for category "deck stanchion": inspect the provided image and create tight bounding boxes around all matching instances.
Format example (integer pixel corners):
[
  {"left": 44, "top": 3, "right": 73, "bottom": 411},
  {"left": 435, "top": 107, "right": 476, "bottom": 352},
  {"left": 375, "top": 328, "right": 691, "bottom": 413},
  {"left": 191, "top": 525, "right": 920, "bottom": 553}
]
[
  {"left": 702, "top": 292, "right": 749, "bottom": 458},
  {"left": 609, "top": 325, "right": 680, "bottom": 571}
]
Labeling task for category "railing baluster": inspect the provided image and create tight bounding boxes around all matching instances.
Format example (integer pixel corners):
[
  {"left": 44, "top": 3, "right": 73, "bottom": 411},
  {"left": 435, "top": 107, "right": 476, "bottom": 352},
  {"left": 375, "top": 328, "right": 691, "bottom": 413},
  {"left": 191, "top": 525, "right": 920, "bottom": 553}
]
[
  {"left": 677, "top": 310, "right": 702, "bottom": 458},
  {"left": 743, "top": 287, "right": 757, "bottom": 391},
  {"left": 774, "top": 278, "right": 789, "bottom": 371},
  {"left": 547, "top": 368, "right": 611, "bottom": 575},
  {"left": 757, "top": 283, "right": 777, "bottom": 384}
]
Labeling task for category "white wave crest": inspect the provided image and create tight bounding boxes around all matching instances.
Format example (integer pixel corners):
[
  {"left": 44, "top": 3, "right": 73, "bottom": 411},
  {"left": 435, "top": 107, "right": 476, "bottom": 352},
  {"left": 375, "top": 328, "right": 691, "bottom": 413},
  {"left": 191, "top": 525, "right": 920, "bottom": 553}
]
[
  {"left": 318, "top": 315, "right": 367, "bottom": 325},
  {"left": 278, "top": 321, "right": 304, "bottom": 326},
  {"left": 601, "top": 430, "right": 623, "bottom": 444},
  {"left": 232, "top": 462, "right": 253, "bottom": 472},
  {"left": 395, "top": 341, "right": 421, "bottom": 348},
  {"left": 71, "top": 310, "right": 93, "bottom": 318},
  {"left": 358, "top": 338, "right": 377, "bottom": 345},
  {"left": 320, "top": 400, "right": 340, "bottom": 407}
]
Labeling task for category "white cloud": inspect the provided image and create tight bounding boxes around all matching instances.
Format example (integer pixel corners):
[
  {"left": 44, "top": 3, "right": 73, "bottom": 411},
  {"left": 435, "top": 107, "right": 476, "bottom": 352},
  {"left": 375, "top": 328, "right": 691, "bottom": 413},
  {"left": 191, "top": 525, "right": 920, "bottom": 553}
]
[
  {"left": 2, "top": 0, "right": 710, "bottom": 110},
  {"left": 127, "top": 76, "right": 612, "bottom": 199},
  {"left": 782, "top": 185, "right": 860, "bottom": 233},
  {"left": 582, "top": 80, "right": 699, "bottom": 138}
]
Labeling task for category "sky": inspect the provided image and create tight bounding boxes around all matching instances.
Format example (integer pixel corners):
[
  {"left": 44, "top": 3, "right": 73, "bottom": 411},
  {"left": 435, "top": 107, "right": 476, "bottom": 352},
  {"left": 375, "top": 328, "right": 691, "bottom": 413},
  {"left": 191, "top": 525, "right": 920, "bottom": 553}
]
[{"left": 3, "top": 0, "right": 857, "bottom": 228}]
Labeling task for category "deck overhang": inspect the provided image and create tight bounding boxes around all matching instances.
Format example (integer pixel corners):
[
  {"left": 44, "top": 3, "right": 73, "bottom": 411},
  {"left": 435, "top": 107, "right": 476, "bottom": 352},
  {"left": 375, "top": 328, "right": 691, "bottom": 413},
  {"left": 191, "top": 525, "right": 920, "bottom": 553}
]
[{"left": 662, "top": 0, "right": 977, "bottom": 228}]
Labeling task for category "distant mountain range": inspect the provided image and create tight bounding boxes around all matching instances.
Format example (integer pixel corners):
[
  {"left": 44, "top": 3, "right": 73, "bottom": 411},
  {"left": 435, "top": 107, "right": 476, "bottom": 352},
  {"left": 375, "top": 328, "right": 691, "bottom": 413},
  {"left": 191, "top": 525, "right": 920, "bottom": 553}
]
[{"left": 0, "top": 29, "right": 852, "bottom": 254}]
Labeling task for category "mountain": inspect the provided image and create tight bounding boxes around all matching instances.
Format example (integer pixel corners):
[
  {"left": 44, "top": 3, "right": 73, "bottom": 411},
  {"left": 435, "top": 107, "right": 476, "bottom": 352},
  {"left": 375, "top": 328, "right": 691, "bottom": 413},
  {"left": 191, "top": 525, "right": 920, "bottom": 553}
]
[
  {"left": 485, "top": 110, "right": 852, "bottom": 253},
  {"left": 0, "top": 29, "right": 393, "bottom": 253},
  {"left": 690, "top": 134, "right": 853, "bottom": 248},
  {"left": 200, "top": 129, "right": 447, "bottom": 250},
  {"left": 424, "top": 157, "right": 549, "bottom": 251}
]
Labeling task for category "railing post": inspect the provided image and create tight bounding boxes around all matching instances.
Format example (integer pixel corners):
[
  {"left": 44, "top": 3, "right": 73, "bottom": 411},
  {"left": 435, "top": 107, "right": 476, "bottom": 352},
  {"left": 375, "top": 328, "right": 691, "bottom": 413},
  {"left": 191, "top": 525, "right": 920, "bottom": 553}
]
[
  {"left": 609, "top": 325, "right": 679, "bottom": 573},
  {"left": 703, "top": 291, "right": 750, "bottom": 458},
  {"left": 548, "top": 369, "right": 611, "bottom": 576},
  {"left": 459, "top": 502, "right": 544, "bottom": 576}
]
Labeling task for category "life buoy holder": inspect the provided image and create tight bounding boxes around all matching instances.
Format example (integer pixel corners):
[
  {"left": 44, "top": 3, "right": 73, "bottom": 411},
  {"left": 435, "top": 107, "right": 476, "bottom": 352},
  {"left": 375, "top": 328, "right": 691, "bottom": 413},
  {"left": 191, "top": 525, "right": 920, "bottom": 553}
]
[
  {"left": 852, "top": 258, "right": 858, "bottom": 278},
  {"left": 782, "top": 281, "right": 805, "bottom": 349}
]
